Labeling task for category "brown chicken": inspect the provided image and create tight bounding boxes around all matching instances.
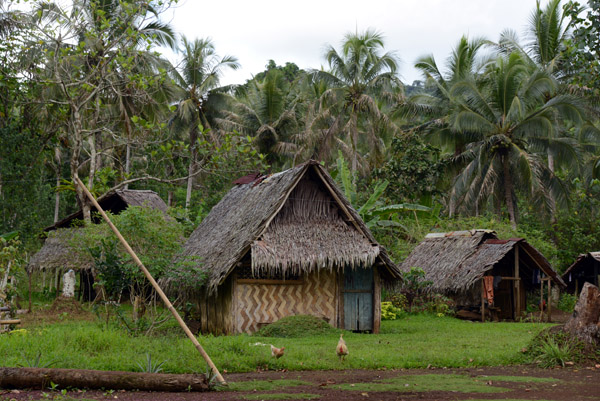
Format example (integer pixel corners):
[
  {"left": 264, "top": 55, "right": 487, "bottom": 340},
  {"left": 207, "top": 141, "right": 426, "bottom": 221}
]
[
  {"left": 271, "top": 344, "right": 285, "bottom": 359},
  {"left": 336, "top": 333, "right": 348, "bottom": 361}
]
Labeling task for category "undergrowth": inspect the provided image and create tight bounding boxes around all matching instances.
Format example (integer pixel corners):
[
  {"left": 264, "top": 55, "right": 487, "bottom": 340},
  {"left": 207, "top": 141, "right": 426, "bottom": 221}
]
[{"left": 526, "top": 329, "right": 588, "bottom": 367}]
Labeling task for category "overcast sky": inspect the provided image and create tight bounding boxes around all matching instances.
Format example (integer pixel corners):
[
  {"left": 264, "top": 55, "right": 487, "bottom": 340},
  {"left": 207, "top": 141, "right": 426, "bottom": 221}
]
[{"left": 164, "top": 0, "right": 548, "bottom": 86}]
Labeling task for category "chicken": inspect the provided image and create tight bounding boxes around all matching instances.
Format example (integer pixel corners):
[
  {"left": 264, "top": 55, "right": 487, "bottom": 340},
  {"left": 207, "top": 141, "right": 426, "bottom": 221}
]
[
  {"left": 271, "top": 344, "right": 285, "bottom": 359},
  {"left": 336, "top": 333, "right": 348, "bottom": 361}
]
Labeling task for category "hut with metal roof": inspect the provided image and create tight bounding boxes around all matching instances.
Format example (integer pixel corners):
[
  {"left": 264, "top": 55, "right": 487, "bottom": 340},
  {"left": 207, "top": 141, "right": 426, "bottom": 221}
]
[
  {"left": 170, "top": 160, "right": 400, "bottom": 335},
  {"left": 29, "top": 189, "right": 168, "bottom": 300},
  {"left": 401, "top": 230, "right": 565, "bottom": 321},
  {"left": 562, "top": 252, "right": 600, "bottom": 295}
]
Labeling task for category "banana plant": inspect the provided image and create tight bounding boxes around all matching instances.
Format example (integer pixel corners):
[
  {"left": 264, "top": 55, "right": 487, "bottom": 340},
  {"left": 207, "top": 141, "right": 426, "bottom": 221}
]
[{"left": 335, "top": 152, "right": 432, "bottom": 229}]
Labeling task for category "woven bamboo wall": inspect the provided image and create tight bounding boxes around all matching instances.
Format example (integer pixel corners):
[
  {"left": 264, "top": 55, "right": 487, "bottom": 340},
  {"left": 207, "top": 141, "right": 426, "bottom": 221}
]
[{"left": 233, "top": 270, "right": 338, "bottom": 334}]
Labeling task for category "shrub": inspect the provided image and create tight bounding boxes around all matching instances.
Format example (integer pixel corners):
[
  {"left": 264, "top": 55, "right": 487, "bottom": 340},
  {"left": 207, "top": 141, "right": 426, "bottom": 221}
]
[
  {"left": 526, "top": 330, "right": 586, "bottom": 368},
  {"left": 254, "top": 315, "right": 337, "bottom": 338},
  {"left": 558, "top": 293, "right": 578, "bottom": 313},
  {"left": 381, "top": 302, "right": 405, "bottom": 320}
]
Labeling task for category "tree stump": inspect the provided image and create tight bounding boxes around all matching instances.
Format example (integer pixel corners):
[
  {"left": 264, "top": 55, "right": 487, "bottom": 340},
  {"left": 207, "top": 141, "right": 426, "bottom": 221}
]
[{"left": 564, "top": 282, "right": 600, "bottom": 345}]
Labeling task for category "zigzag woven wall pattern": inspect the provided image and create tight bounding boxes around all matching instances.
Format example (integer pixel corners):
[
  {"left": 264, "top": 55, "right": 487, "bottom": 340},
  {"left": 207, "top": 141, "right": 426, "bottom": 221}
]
[{"left": 234, "top": 270, "right": 338, "bottom": 334}]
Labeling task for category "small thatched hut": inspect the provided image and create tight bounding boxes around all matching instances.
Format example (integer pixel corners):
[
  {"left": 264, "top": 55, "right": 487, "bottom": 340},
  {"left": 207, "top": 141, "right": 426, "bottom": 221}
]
[
  {"left": 45, "top": 189, "right": 168, "bottom": 231},
  {"left": 401, "top": 230, "right": 565, "bottom": 320},
  {"left": 29, "top": 189, "right": 168, "bottom": 300},
  {"left": 562, "top": 252, "right": 600, "bottom": 295},
  {"left": 172, "top": 160, "right": 400, "bottom": 335}
]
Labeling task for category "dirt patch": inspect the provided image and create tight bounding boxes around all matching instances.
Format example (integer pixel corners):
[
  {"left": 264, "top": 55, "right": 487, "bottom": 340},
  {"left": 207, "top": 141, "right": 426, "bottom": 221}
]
[
  {"left": 18, "top": 298, "right": 94, "bottom": 327},
  {"left": 1, "top": 365, "right": 599, "bottom": 401}
]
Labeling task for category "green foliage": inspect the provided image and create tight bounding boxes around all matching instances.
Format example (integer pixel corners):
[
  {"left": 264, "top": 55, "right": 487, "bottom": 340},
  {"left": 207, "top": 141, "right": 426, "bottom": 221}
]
[
  {"left": 89, "top": 239, "right": 128, "bottom": 301},
  {"left": 136, "top": 353, "right": 166, "bottom": 373},
  {"left": 375, "top": 131, "right": 445, "bottom": 204},
  {"left": 17, "top": 351, "right": 58, "bottom": 369},
  {"left": 563, "top": 0, "right": 600, "bottom": 92},
  {"left": 395, "top": 267, "right": 432, "bottom": 311},
  {"left": 557, "top": 293, "right": 578, "bottom": 313},
  {"left": 254, "top": 315, "right": 337, "bottom": 338},
  {"left": 381, "top": 301, "right": 405, "bottom": 320},
  {"left": 527, "top": 331, "right": 586, "bottom": 368}
]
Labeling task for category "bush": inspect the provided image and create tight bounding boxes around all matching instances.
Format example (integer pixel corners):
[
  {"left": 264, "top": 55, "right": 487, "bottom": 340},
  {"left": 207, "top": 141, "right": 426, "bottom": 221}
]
[
  {"left": 526, "top": 330, "right": 586, "bottom": 368},
  {"left": 558, "top": 293, "right": 578, "bottom": 313},
  {"left": 254, "top": 315, "right": 337, "bottom": 338},
  {"left": 381, "top": 302, "right": 405, "bottom": 320},
  {"left": 412, "top": 293, "right": 455, "bottom": 316}
]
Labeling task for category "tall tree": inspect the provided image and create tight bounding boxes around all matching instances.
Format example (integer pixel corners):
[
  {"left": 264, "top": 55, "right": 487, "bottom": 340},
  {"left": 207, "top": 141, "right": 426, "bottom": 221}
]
[
  {"left": 445, "top": 52, "right": 583, "bottom": 228},
  {"left": 311, "top": 30, "right": 402, "bottom": 176},
  {"left": 170, "top": 36, "right": 239, "bottom": 209}
]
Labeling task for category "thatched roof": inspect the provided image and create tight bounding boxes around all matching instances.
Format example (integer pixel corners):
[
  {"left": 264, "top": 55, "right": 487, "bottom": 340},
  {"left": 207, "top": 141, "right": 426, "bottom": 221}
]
[
  {"left": 27, "top": 228, "right": 94, "bottom": 272},
  {"left": 175, "top": 160, "right": 399, "bottom": 292},
  {"left": 46, "top": 189, "right": 167, "bottom": 231},
  {"left": 401, "top": 230, "right": 565, "bottom": 292},
  {"left": 563, "top": 252, "right": 600, "bottom": 278}
]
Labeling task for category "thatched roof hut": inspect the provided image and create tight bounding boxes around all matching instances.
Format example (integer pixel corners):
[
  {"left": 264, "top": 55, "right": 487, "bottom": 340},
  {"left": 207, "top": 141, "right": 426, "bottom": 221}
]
[
  {"left": 29, "top": 189, "right": 168, "bottom": 301},
  {"left": 45, "top": 189, "right": 167, "bottom": 231},
  {"left": 401, "top": 230, "right": 564, "bottom": 320},
  {"left": 563, "top": 252, "right": 600, "bottom": 294},
  {"left": 174, "top": 160, "right": 399, "bottom": 335}
]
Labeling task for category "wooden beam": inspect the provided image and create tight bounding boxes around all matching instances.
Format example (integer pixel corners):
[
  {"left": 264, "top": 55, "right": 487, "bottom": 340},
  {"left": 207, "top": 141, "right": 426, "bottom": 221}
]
[
  {"left": 481, "top": 279, "right": 485, "bottom": 323},
  {"left": 547, "top": 279, "right": 552, "bottom": 323},
  {"left": 514, "top": 244, "right": 520, "bottom": 320},
  {"left": 76, "top": 178, "right": 226, "bottom": 386},
  {"left": 0, "top": 319, "right": 21, "bottom": 325}
]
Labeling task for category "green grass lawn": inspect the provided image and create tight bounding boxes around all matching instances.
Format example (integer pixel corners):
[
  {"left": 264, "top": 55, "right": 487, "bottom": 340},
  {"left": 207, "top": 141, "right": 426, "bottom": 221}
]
[{"left": 0, "top": 315, "right": 550, "bottom": 373}]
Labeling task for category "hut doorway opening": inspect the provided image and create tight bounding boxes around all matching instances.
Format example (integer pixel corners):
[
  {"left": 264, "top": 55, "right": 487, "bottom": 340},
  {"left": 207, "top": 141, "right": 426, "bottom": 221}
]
[{"left": 342, "top": 266, "right": 374, "bottom": 331}]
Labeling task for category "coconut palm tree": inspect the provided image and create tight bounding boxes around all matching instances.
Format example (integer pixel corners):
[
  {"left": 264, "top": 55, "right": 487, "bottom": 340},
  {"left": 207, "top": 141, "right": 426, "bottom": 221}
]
[
  {"left": 170, "top": 36, "right": 240, "bottom": 209},
  {"left": 446, "top": 52, "right": 583, "bottom": 228},
  {"left": 219, "top": 68, "right": 299, "bottom": 167},
  {"left": 311, "top": 29, "right": 402, "bottom": 176}
]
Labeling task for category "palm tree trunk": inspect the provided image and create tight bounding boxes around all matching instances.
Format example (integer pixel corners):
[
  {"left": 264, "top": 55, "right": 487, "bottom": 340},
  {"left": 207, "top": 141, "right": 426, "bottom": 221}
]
[
  {"left": 54, "top": 147, "right": 61, "bottom": 223},
  {"left": 185, "top": 128, "right": 199, "bottom": 210},
  {"left": 71, "top": 105, "right": 91, "bottom": 224},
  {"left": 350, "top": 111, "right": 358, "bottom": 184},
  {"left": 503, "top": 155, "right": 517, "bottom": 229}
]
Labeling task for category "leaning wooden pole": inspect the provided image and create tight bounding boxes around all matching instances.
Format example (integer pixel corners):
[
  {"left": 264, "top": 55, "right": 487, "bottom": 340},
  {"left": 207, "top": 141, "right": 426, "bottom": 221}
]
[{"left": 76, "top": 178, "right": 226, "bottom": 385}]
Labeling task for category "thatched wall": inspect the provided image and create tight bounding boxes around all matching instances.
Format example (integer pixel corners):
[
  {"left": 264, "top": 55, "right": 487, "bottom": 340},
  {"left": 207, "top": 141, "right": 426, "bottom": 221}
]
[
  {"left": 251, "top": 175, "right": 379, "bottom": 276},
  {"left": 233, "top": 269, "right": 338, "bottom": 334}
]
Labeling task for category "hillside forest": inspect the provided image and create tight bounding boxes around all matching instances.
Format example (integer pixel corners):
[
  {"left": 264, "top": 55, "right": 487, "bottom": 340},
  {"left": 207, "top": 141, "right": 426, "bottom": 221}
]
[{"left": 1, "top": 0, "right": 600, "bottom": 274}]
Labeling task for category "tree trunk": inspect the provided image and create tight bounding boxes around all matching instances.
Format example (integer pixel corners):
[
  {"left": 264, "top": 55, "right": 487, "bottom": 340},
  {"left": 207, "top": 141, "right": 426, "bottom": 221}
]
[
  {"left": 350, "top": 111, "right": 358, "bottom": 184},
  {"left": 564, "top": 282, "right": 600, "bottom": 346},
  {"left": 167, "top": 190, "right": 173, "bottom": 207},
  {"left": 71, "top": 105, "right": 91, "bottom": 223},
  {"left": 0, "top": 367, "right": 209, "bottom": 392},
  {"left": 54, "top": 147, "right": 61, "bottom": 223},
  {"left": 88, "top": 135, "right": 96, "bottom": 190},
  {"left": 185, "top": 128, "right": 199, "bottom": 210},
  {"left": 502, "top": 154, "right": 517, "bottom": 229}
]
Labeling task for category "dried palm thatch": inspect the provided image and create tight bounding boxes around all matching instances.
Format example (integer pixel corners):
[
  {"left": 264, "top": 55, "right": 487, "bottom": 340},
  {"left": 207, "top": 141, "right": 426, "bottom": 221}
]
[
  {"left": 172, "top": 160, "right": 399, "bottom": 293},
  {"left": 28, "top": 228, "right": 93, "bottom": 272},
  {"left": 401, "top": 230, "right": 564, "bottom": 293},
  {"left": 46, "top": 189, "right": 167, "bottom": 231}
]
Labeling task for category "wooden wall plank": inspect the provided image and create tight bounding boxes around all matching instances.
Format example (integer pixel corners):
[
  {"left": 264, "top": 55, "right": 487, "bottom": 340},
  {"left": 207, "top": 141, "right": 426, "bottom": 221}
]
[{"left": 373, "top": 266, "right": 381, "bottom": 334}]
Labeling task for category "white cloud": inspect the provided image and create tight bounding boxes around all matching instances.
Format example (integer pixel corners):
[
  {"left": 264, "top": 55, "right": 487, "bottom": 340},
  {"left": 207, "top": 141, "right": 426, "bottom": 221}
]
[{"left": 166, "top": 0, "right": 546, "bottom": 85}]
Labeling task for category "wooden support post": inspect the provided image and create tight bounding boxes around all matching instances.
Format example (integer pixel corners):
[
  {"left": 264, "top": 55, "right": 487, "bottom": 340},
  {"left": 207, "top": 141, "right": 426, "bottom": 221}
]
[
  {"left": 514, "top": 245, "right": 520, "bottom": 320},
  {"left": 547, "top": 279, "right": 552, "bottom": 323},
  {"left": 373, "top": 267, "right": 381, "bottom": 334},
  {"left": 481, "top": 279, "right": 485, "bottom": 322},
  {"left": 76, "top": 178, "right": 226, "bottom": 386},
  {"left": 540, "top": 278, "right": 544, "bottom": 322}
]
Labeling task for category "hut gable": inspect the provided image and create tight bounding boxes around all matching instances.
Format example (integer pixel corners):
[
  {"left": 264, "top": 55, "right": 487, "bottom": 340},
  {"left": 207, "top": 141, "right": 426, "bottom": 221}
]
[
  {"left": 178, "top": 160, "right": 399, "bottom": 292},
  {"left": 563, "top": 252, "right": 600, "bottom": 293},
  {"left": 46, "top": 189, "right": 167, "bottom": 231},
  {"left": 401, "top": 230, "right": 564, "bottom": 293}
]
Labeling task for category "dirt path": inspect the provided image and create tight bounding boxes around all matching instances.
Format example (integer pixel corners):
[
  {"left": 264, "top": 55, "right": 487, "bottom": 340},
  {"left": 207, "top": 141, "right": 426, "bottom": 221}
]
[{"left": 1, "top": 365, "right": 599, "bottom": 401}]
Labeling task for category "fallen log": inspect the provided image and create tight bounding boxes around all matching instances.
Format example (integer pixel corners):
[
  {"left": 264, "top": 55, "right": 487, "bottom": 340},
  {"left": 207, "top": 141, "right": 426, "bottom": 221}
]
[{"left": 0, "top": 367, "right": 209, "bottom": 392}]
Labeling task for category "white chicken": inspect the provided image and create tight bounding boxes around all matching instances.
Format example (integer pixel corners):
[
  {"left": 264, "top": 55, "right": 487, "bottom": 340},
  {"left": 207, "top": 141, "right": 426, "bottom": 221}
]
[{"left": 336, "top": 333, "right": 348, "bottom": 361}]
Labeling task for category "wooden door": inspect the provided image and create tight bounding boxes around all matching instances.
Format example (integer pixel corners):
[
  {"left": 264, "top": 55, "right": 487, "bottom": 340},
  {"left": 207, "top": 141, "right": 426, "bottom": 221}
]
[{"left": 342, "top": 266, "right": 373, "bottom": 331}]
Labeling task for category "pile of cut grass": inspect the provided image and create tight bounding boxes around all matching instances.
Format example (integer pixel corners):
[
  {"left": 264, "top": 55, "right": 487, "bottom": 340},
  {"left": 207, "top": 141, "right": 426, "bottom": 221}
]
[{"left": 254, "top": 315, "right": 338, "bottom": 338}]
